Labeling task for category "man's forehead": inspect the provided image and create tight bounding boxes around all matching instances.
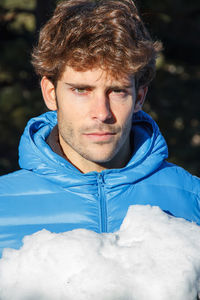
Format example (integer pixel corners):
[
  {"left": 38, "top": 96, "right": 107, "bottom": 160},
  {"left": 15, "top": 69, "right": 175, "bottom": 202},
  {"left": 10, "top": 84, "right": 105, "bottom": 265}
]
[{"left": 60, "top": 65, "right": 135, "bottom": 87}]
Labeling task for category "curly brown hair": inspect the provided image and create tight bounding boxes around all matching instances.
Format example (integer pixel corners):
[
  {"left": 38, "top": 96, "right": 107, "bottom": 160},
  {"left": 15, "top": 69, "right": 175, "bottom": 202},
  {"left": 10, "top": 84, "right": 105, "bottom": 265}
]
[{"left": 32, "top": 0, "right": 162, "bottom": 88}]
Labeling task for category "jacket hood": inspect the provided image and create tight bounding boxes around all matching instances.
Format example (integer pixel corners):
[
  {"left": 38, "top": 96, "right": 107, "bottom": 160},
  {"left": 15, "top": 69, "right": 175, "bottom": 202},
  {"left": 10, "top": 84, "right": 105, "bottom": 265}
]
[{"left": 19, "top": 111, "right": 168, "bottom": 187}]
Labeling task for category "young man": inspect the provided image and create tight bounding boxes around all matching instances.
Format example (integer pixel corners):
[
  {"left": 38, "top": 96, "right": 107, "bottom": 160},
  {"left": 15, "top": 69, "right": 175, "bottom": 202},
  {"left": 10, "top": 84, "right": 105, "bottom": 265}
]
[{"left": 0, "top": 0, "right": 200, "bottom": 256}]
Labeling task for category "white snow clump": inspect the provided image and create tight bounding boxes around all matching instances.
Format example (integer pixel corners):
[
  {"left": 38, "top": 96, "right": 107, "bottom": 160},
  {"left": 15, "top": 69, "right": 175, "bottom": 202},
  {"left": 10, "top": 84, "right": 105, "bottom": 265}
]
[{"left": 0, "top": 205, "right": 200, "bottom": 300}]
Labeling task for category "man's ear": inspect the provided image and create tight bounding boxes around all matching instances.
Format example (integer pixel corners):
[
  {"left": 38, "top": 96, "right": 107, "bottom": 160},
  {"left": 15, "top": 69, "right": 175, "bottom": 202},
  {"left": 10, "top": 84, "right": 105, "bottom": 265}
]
[
  {"left": 41, "top": 76, "right": 57, "bottom": 111},
  {"left": 134, "top": 86, "right": 148, "bottom": 113}
]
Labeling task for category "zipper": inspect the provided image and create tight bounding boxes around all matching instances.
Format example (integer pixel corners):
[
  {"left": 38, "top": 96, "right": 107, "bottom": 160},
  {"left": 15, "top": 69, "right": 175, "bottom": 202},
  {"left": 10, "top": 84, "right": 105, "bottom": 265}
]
[{"left": 97, "top": 173, "right": 107, "bottom": 233}]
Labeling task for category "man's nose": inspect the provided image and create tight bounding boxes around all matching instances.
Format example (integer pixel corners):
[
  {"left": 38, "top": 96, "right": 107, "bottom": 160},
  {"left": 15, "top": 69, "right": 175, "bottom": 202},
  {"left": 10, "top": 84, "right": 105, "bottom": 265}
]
[{"left": 90, "top": 94, "right": 113, "bottom": 122}]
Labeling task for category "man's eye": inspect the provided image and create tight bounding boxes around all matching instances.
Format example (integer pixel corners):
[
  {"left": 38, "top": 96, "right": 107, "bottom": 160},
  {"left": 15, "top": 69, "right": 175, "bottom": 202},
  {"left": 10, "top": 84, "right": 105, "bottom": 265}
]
[
  {"left": 112, "top": 89, "right": 127, "bottom": 96},
  {"left": 72, "top": 88, "right": 87, "bottom": 94},
  {"left": 113, "top": 89, "right": 123, "bottom": 93}
]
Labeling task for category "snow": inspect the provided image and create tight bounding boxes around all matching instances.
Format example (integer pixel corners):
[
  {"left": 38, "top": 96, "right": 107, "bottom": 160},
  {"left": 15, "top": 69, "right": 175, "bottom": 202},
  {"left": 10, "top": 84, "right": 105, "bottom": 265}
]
[{"left": 0, "top": 205, "right": 200, "bottom": 300}]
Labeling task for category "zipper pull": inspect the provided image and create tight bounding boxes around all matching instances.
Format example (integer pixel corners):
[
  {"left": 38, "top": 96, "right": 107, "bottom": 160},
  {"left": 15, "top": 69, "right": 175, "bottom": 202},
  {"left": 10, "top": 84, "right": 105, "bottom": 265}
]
[{"left": 98, "top": 173, "right": 104, "bottom": 185}]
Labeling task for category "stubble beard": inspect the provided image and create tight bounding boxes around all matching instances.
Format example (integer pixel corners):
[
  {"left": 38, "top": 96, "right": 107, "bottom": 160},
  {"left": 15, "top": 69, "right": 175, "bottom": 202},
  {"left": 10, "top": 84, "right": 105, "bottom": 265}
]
[{"left": 58, "top": 119, "right": 133, "bottom": 166}]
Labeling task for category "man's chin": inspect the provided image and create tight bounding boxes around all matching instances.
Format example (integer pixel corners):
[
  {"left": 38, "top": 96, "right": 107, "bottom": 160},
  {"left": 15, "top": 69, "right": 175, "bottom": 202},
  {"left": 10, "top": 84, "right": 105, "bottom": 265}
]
[{"left": 83, "top": 152, "right": 118, "bottom": 166}]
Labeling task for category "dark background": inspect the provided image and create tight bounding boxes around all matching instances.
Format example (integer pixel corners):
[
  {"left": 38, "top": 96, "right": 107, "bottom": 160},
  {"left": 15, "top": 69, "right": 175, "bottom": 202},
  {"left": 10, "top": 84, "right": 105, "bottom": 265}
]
[{"left": 0, "top": 0, "right": 200, "bottom": 176}]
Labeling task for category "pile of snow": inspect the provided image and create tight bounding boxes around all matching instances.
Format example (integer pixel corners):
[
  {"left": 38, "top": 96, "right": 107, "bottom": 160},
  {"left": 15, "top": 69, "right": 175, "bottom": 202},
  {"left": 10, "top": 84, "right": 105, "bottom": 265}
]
[{"left": 0, "top": 205, "right": 200, "bottom": 300}]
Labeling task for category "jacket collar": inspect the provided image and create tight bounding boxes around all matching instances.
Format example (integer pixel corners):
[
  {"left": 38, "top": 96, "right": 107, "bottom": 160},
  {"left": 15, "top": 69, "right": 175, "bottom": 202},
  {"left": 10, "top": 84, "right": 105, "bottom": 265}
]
[{"left": 19, "top": 111, "right": 168, "bottom": 186}]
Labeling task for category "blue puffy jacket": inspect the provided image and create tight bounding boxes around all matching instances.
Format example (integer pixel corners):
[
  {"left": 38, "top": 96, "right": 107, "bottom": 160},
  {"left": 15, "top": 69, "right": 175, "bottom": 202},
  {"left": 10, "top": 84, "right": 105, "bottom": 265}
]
[{"left": 0, "top": 111, "right": 200, "bottom": 257}]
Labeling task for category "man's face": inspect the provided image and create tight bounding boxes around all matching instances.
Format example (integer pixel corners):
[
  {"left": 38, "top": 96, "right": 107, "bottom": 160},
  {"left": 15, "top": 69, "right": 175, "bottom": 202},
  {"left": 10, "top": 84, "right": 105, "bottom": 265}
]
[{"left": 42, "top": 67, "right": 146, "bottom": 172}]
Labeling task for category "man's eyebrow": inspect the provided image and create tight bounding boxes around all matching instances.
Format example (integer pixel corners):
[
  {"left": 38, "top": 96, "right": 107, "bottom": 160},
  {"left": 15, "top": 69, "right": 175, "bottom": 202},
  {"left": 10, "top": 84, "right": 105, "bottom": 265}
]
[
  {"left": 64, "top": 82, "right": 95, "bottom": 88},
  {"left": 110, "top": 85, "right": 133, "bottom": 89},
  {"left": 64, "top": 82, "right": 133, "bottom": 89}
]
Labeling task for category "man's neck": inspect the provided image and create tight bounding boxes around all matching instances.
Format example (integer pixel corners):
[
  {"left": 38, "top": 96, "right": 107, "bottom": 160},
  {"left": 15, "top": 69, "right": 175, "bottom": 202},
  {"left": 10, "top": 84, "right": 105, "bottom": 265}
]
[{"left": 46, "top": 125, "right": 66, "bottom": 159}]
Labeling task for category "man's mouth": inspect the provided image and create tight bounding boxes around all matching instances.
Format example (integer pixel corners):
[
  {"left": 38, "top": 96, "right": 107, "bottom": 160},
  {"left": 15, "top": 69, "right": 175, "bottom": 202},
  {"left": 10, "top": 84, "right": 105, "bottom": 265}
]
[{"left": 83, "top": 132, "right": 116, "bottom": 142}]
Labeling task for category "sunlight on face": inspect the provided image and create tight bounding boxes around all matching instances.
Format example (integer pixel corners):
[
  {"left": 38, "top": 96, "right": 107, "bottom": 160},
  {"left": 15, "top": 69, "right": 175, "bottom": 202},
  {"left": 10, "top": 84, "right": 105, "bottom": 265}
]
[{"left": 54, "top": 67, "right": 143, "bottom": 173}]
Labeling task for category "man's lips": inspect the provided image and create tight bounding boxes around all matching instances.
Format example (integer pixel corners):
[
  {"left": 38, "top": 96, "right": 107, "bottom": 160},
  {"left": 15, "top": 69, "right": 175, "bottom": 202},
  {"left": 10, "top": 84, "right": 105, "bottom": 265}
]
[{"left": 83, "top": 132, "right": 116, "bottom": 142}]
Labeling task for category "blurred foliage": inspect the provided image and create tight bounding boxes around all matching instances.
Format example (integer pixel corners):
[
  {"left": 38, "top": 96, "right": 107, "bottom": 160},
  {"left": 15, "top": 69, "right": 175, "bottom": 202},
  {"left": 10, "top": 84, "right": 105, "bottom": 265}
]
[
  {"left": 0, "top": 0, "right": 200, "bottom": 176},
  {"left": 137, "top": 0, "right": 200, "bottom": 176}
]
